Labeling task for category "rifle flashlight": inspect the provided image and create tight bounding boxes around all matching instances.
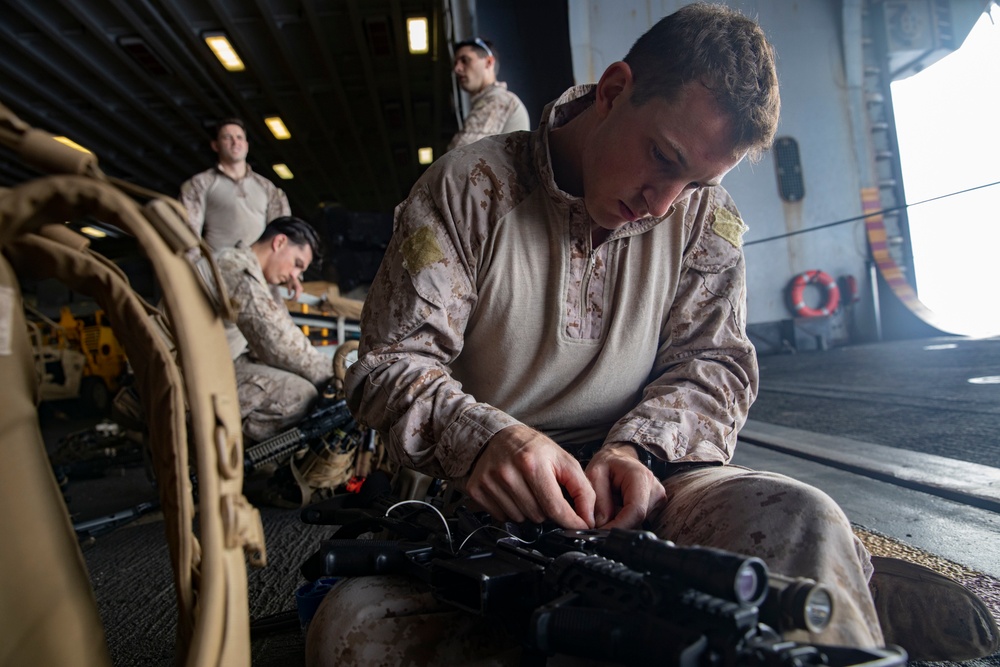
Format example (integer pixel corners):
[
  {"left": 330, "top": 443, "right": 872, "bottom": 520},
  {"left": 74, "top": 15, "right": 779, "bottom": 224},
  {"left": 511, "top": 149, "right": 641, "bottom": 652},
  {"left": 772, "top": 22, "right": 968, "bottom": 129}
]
[{"left": 759, "top": 573, "right": 834, "bottom": 634}]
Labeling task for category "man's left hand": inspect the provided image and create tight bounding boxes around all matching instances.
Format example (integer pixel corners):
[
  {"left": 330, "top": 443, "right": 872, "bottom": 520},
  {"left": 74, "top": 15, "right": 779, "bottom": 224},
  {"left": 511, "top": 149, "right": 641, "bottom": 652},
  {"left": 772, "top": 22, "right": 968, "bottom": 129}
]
[
  {"left": 286, "top": 275, "right": 304, "bottom": 301},
  {"left": 585, "top": 443, "right": 666, "bottom": 529}
]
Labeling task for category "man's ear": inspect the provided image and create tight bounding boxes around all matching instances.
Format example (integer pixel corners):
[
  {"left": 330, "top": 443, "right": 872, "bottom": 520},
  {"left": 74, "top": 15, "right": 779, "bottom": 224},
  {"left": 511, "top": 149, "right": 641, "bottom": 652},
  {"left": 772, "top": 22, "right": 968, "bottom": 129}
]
[
  {"left": 594, "top": 61, "right": 633, "bottom": 119},
  {"left": 210, "top": 139, "right": 219, "bottom": 154},
  {"left": 271, "top": 233, "right": 288, "bottom": 252}
]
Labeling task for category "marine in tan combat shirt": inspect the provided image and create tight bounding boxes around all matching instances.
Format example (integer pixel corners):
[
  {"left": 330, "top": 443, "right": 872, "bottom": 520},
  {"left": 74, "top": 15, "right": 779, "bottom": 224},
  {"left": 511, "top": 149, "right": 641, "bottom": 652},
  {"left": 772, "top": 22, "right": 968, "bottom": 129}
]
[
  {"left": 206, "top": 216, "right": 333, "bottom": 443},
  {"left": 308, "top": 4, "right": 993, "bottom": 665},
  {"left": 447, "top": 37, "right": 531, "bottom": 151},
  {"left": 179, "top": 117, "right": 290, "bottom": 252}
]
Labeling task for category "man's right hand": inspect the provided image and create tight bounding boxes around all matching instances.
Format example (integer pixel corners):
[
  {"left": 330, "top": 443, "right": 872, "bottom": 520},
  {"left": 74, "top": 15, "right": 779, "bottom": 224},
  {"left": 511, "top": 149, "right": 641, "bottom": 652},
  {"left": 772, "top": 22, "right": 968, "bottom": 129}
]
[{"left": 464, "top": 424, "right": 596, "bottom": 530}]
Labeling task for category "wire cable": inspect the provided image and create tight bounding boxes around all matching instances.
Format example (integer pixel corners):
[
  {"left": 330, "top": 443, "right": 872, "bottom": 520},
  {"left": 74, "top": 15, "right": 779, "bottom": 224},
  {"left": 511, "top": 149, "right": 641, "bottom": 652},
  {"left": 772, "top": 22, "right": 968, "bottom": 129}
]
[
  {"left": 744, "top": 179, "right": 1000, "bottom": 248},
  {"left": 385, "top": 500, "right": 454, "bottom": 550},
  {"left": 384, "top": 499, "right": 543, "bottom": 554}
]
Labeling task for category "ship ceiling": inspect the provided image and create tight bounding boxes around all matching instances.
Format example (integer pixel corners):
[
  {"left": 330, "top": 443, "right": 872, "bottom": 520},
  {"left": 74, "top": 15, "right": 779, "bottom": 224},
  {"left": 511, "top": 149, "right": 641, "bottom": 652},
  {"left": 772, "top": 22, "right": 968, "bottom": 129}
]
[{"left": 0, "top": 0, "right": 458, "bottom": 216}]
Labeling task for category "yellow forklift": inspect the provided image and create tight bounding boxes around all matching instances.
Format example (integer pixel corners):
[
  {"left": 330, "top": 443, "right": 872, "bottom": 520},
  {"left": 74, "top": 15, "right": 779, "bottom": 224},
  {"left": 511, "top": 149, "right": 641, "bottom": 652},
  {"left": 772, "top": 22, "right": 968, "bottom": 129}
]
[{"left": 25, "top": 304, "right": 129, "bottom": 414}]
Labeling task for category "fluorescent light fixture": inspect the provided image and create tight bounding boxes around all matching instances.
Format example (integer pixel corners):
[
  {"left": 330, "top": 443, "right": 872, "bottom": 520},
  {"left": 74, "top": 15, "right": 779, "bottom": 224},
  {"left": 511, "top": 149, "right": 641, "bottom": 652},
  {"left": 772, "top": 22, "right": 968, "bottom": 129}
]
[
  {"left": 417, "top": 146, "right": 434, "bottom": 164},
  {"left": 79, "top": 226, "right": 107, "bottom": 238},
  {"left": 265, "top": 116, "right": 291, "bottom": 140},
  {"left": 204, "top": 33, "right": 245, "bottom": 71},
  {"left": 407, "top": 17, "right": 429, "bottom": 54},
  {"left": 53, "top": 136, "right": 92, "bottom": 154},
  {"left": 272, "top": 163, "right": 294, "bottom": 179}
]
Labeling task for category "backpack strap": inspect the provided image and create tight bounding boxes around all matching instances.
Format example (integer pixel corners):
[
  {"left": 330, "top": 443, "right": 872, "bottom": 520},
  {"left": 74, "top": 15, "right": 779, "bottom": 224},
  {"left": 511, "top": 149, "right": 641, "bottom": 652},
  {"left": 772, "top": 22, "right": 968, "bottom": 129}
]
[{"left": 0, "top": 103, "right": 261, "bottom": 667}]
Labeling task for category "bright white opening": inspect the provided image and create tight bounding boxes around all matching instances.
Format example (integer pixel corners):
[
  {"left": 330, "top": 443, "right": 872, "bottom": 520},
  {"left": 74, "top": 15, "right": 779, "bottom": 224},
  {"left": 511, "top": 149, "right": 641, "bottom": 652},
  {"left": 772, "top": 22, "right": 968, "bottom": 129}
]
[{"left": 891, "top": 5, "right": 1000, "bottom": 337}]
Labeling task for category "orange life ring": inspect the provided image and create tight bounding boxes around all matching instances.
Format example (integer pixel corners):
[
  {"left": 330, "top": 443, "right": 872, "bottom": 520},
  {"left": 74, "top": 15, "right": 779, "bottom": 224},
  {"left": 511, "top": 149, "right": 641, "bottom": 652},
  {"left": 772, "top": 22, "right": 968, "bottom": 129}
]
[{"left": 788, "top": 270, "right": 840, "bottom": 317}]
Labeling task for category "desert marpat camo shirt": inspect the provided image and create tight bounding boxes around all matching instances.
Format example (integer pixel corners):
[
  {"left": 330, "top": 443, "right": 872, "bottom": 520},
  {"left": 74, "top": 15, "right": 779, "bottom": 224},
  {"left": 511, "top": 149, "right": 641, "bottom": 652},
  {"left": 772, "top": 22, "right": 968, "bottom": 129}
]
[
  {"left": 345, "top": 85, "right": 758, "bottom": 480},
  {"left": 215, "top": 243, "right": 333, "bottom": 387},
  {"left": 179, "top": 164, "right": 290, "bottom": 250},
  {"left": 447, "top": 81, "right": 531, "bottom": 151}
]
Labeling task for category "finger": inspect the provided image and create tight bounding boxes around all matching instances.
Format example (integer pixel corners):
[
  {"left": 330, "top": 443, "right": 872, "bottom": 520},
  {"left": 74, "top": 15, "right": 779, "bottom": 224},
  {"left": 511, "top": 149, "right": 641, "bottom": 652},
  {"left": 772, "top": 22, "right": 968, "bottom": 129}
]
[
  {"left": 478, "top": 463, "right": 547, "bottom": 525},
  {"left": 535, "top": 465, "right": 592, "bottom": 529},
  {"left": 588, "top": 460, "right": 616, "bottom": 527},
  {"left": 599, "top": 501, "right": 646, "bottom": 529},
  {"left": 469, "top": 482, "right": 522, "bottom": 524},
  {"left": 602, "top": 469, "right": 666, "bottom": 529}
]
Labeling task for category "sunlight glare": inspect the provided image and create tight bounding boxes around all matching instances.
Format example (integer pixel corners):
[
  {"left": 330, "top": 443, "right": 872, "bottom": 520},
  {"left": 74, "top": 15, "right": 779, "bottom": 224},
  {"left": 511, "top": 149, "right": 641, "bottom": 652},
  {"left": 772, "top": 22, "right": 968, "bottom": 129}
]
[{"left": 891, "top": 5, "right": 1000, "bottom": 337}]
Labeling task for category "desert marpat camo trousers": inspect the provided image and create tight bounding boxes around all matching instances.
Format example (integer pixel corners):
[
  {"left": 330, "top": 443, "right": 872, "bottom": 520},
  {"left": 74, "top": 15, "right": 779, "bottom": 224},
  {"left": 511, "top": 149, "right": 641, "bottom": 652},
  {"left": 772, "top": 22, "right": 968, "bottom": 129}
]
[
  {"left": 304, "top": 465, "right": 884, "bottom": 666},
  {"left": 235, "top": 355, "right": 317, "bottom": 443}
]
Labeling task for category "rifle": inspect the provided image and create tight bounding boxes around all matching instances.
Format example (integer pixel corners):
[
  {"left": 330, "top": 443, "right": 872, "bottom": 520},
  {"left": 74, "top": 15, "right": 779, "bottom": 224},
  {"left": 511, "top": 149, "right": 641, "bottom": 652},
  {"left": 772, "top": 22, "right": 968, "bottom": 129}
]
[
  {"left": 243, "top": 397, "right": 355, "bottom": 475},
  {"left": 300, "top": 486, "right": 906, "bottom": 667},
  {"left": 73, "top": 501, "right": 158, "bottom": 539}
]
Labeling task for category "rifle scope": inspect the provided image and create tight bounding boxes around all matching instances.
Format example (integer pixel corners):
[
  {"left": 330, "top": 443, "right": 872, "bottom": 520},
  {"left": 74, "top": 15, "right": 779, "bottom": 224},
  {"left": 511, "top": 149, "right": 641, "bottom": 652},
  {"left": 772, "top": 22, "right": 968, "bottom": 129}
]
[{"left": 601, "top": 529, "right": 769, "bottom": 606}]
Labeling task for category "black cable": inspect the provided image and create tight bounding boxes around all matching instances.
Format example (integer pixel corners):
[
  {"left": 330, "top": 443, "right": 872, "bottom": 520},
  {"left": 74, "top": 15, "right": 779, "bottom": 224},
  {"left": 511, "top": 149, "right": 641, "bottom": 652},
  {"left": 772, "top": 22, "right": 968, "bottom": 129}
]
[{"left": 744, "top": 179, "right": 1000, "bottom": 248}]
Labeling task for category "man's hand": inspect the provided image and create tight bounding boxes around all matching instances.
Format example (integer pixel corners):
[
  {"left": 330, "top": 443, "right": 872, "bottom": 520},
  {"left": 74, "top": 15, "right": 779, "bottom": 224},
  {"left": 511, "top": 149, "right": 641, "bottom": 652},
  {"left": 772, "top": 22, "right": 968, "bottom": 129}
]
[
  {"left": 585, "top": 443, "right": 666, "bottom": 529},
  {"left": 464, "top": 424, "right": 596, "bottom": 530},
  {"left": 285, "top": 275, "right": 304, "bottom": 301}
]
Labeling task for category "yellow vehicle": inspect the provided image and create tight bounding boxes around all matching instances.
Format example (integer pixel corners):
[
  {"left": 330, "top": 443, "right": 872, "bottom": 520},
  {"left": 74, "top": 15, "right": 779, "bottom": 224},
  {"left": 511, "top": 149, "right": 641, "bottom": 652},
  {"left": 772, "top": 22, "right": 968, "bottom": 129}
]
[{"left": 26, "top": 304, "right": 129, "bottom": 414}]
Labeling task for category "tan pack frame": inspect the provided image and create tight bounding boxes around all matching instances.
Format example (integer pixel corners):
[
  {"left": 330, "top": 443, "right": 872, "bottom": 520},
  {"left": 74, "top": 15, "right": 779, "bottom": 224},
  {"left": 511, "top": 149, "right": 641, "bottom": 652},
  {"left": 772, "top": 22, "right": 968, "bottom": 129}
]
[{"left": 0, "top": 103, "right": 263, "bottom": 667}]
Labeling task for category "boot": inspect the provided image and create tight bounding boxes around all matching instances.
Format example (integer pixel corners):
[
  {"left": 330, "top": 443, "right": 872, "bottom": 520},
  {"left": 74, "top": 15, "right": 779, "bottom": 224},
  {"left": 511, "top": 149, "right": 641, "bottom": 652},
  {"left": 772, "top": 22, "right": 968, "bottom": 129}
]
[{"left": 869, "top": 555, "right": 1000, "bottom": 661}]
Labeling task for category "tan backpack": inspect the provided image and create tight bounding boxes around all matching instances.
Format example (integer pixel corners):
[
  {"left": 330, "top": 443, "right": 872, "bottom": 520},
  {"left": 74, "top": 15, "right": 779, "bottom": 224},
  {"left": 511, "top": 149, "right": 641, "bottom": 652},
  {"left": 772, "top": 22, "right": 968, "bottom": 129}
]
[{"left": 0, "top": 103, "right": 263, "bottom": 666}]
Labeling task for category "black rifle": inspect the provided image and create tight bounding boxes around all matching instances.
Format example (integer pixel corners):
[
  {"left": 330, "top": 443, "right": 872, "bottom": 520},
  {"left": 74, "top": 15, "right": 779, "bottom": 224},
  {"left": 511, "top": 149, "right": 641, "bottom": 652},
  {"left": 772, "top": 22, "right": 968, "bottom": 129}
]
[
  {"left": 243, "top": 397, "right": 355, "bottom": 475},
  {"left": 73, "top": 501, "right": 158, "bottom": 539},
  {"left": 300, "top": 487, "right": 906, "bottom": 667}
]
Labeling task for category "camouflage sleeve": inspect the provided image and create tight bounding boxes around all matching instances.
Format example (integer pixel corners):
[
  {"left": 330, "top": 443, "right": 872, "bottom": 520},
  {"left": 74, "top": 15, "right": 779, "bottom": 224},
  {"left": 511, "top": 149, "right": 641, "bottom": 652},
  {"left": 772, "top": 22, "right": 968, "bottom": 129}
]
[
  {"left": 266, "top": 184, "right": 290, "bottom": 222},
  {"left": 343, "top": 181, "right": 520, "bottom": 479},
  {"left": 179, "top": 174, "right": 207, "bottom": 238},
  {"left": 226, "top": 267, "right": 334, "bottom": 386},
  {"left": 604, "top": 190, "right": 758, "bottom": 466},
  {"left": 447, "top": 90, "right": 522, "bottom": 151}
]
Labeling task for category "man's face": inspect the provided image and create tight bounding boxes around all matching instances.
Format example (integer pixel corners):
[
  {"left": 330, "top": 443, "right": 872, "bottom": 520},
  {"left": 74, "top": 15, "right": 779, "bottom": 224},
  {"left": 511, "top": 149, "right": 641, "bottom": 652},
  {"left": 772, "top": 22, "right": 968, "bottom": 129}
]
[
  {"left": 453, "top": 45, "right": 493, "bottom": 95},
  {"left": 581, "top": 74, "right": 744, "bottom": 235},
  {"left": 212, "top": 123, "right": 249, "bottom": 164},
  {"left": 261, "top": 234, "right": 313, "bottom": 286}
]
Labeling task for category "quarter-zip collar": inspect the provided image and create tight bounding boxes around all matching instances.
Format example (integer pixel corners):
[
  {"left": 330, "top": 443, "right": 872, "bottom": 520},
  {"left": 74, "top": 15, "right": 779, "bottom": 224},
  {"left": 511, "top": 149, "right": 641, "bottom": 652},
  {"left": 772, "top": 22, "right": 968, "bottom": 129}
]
[{"left": 531, "top": 85, "right": 673, "bottom": 246}]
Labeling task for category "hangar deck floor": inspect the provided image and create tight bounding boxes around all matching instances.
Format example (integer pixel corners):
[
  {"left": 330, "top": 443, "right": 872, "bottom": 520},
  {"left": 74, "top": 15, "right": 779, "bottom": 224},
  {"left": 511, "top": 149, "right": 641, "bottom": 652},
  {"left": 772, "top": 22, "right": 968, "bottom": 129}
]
[{"left": 41, "top": 335, "right": 1000, "bottom": 666}]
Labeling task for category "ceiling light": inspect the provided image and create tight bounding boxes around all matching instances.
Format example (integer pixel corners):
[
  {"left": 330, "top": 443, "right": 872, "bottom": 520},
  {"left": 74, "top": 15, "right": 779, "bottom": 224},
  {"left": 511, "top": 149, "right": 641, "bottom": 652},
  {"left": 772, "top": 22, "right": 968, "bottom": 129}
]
[
  {"left": 417, "top": 147, "right": 434, "bottom": 164},
  {"left": 265, "top": 116, "right": 291, "bottom": 140},
  {"left": 79, "top": 226, "right": 107, "bottom": 239},
  {"left": 407, "top": 17, "right": 429, "bottom": 54},
  {"left": 204, "top": 33, "right": 245, "bottom": 71},
  {"left": 272, "top": 163, "right": 294, "bottom": 180},
  {"left": 53, "top": 136, "right": 92, "bottom": 153}
]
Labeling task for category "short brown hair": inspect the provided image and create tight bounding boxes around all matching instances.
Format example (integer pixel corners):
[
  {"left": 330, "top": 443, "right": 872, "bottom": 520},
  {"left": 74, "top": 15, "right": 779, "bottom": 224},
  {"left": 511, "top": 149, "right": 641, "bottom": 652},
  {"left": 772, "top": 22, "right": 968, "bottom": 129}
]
[
  {"left": 214, "top": 117, "right": 246, "bottom": 139},
  {"left": 623, "top": 3, "right": 780, "bottom": 163}
]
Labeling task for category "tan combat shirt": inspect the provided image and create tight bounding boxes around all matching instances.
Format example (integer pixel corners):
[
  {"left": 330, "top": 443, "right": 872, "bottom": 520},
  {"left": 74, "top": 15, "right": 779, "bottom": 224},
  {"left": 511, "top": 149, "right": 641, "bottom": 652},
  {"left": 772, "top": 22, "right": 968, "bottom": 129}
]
[
  {"left": 215, "top": 243, "right": 333, "bottom": 387},
  {"left": 447, "top": 81, "right": 531, "bottom": 151},
  {"left": 346, "top": 85, "right": 758, "bottom": 480},
  {"left": 180, "top": 165, "right": 290, "bottom": 250}
]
